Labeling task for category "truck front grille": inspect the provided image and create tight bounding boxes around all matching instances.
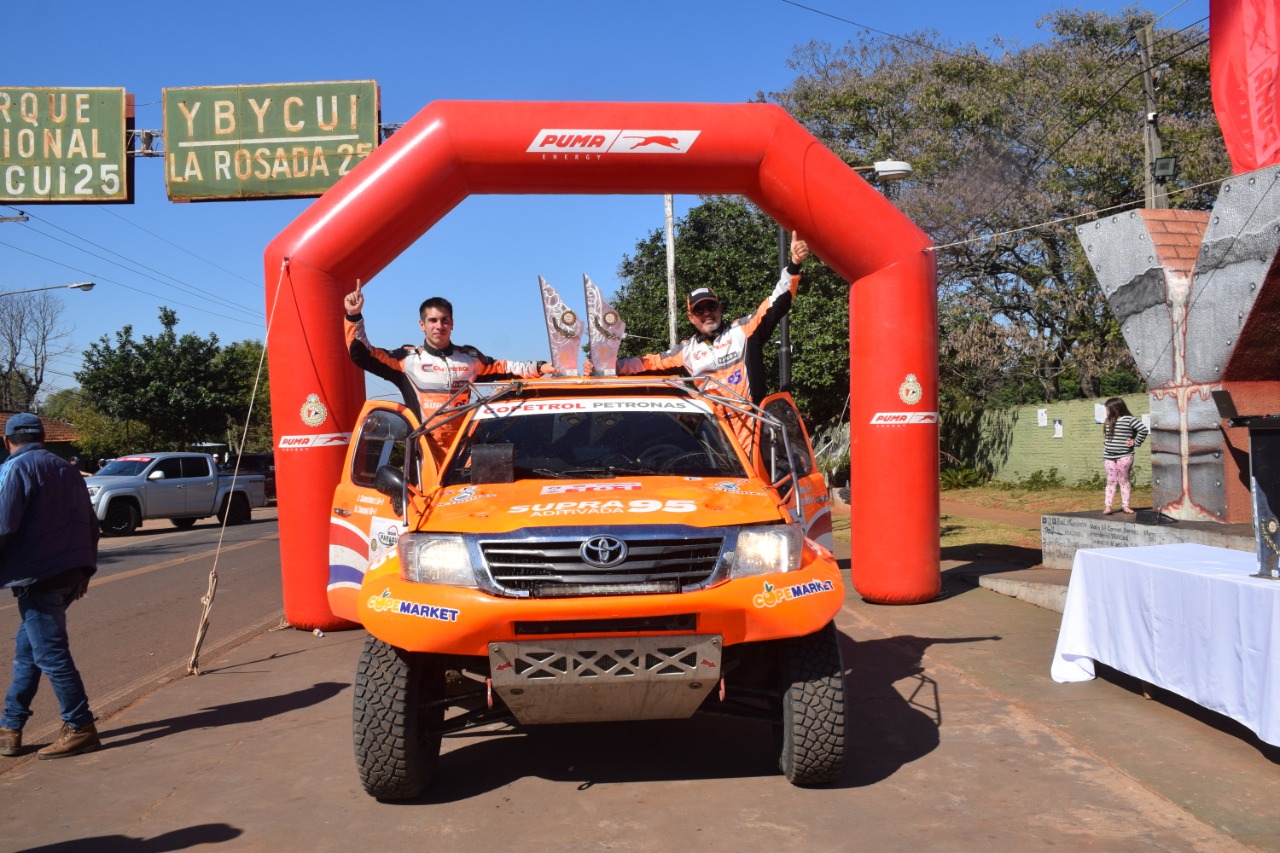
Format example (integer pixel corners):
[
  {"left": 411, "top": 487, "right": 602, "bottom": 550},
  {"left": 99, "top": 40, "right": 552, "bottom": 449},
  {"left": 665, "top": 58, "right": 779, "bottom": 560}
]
[{"left": 479, "top": 533, "right": 724, "bottom": 596}]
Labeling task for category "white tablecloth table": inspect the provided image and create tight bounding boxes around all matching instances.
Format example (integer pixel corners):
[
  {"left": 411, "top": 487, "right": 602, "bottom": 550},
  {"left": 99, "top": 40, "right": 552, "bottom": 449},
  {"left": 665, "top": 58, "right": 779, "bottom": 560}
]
[{"left": 1052, "top": 543, "right": 1280, "bottom": 747}]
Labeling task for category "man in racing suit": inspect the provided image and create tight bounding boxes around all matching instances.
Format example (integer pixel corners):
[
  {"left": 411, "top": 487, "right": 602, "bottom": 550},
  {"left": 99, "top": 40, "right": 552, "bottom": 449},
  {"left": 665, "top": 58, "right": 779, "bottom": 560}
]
[
  {"left": 611, "top": 232, "right": 810, "bottom": 442},
  {"left": 343, "top": 285, "right": 549, "bottom": 448}
]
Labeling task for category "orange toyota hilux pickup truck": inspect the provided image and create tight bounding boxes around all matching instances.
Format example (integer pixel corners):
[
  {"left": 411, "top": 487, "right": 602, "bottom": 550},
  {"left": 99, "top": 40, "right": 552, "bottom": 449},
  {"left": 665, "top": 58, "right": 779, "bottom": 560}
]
[{"left": 329, "top": 375, "right": 843, "bottom": 799}]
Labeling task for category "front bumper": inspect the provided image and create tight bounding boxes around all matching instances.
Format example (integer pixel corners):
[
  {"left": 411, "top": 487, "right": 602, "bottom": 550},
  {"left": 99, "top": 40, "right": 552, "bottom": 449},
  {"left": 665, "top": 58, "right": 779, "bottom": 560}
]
[{"left": 353, "top": 542, "right": 842, "bottom": 657}]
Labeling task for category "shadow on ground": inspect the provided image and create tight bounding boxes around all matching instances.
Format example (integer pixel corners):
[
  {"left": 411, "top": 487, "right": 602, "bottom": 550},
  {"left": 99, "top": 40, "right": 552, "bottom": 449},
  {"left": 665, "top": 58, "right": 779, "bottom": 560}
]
[
  {"left": 101, "top": 681, "right": 348, "bottom": 750},
  {"left": 17, "top": 823, "right": 243, "bottom": 852}
]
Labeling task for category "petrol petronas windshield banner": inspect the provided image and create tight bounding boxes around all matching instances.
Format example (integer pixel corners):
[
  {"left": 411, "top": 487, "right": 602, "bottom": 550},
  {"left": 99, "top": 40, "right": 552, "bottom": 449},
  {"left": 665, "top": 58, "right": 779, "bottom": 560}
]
[{"left": 163, "top": 80, "right": 378, "bottom": 201}]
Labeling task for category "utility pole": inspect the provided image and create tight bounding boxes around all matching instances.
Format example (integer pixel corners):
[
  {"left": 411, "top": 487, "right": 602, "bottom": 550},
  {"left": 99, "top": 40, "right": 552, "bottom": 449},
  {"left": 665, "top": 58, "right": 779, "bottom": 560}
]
[
  {"left": 665, "top": 194, "right": 677, "bottom": 348},
  {"left": 777, "top": 224, "right": 791, "bottom": 391},
  {"left": 1137, "top": 24, "right": 1170, "bottom": 209}
]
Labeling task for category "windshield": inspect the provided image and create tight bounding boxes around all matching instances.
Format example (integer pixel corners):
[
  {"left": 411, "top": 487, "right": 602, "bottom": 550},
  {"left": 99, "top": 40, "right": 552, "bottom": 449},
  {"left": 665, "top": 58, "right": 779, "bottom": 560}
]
[
  {"left": 442, "top": 405, "right": 746, "bottom": 485},
  {"left": 96, "top": 459, "right": 152, "bottom": 477}
]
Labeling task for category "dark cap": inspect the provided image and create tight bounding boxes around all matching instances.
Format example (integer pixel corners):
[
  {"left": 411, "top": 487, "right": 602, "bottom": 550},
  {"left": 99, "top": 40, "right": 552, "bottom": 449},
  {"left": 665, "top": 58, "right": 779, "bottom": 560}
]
[
  {"left": 687, "top": 287, "right": 719, "bottom": 311},
  {"left": 4, "top": 413, "right": 44, "bottom": 437}
]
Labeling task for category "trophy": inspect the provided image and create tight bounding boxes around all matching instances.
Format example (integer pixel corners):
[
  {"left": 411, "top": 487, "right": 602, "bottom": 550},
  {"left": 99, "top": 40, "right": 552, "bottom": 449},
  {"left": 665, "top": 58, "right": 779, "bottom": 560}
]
[
  {"left": 584, "top": 274, "right": 626, "bottom": 376},
  {"left": 538, "top": 276, "right": 582, "bottom": 376}
]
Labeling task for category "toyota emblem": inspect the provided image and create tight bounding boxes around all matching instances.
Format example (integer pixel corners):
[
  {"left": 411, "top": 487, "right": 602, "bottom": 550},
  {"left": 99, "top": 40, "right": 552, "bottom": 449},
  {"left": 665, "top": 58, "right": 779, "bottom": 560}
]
[{"left": 580, "top": 535, "right": 628, "bottom": 568}]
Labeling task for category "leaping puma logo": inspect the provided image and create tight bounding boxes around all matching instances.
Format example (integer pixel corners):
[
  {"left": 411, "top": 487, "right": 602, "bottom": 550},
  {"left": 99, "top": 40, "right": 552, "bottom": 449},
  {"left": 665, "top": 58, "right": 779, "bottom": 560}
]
[{"left": 623, "top": 135, "right": 681, "bottom": 150}]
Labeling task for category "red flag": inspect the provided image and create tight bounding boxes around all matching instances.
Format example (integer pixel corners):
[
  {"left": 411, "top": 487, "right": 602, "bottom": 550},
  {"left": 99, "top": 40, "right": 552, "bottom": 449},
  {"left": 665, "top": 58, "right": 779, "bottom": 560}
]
[{"left": 1212, "top": 0, "right": 1280, "bottom": 173}]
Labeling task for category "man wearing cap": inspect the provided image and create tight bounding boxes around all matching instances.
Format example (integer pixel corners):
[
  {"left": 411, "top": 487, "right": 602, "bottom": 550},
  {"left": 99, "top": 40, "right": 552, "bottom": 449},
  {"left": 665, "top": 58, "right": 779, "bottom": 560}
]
[
  {"left": 610, "top": 231, "right": 810, "bottom": 410},
  {"left": 0, "top": 413, "right": 101, "bottom": 760}
]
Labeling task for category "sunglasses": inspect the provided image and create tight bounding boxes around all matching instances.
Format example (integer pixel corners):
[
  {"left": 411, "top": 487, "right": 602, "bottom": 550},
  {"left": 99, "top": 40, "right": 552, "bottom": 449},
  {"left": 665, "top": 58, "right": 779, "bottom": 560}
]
[{"left": 691, "top": 302, "right": 720, "bottom": 315}]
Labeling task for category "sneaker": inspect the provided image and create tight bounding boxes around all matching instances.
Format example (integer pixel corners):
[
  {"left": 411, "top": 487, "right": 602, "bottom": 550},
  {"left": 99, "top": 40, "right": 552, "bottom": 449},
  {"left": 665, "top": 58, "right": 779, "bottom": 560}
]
[
  {"left": 37, "top": 722, "right": 100, "bottom": 760},
  {"left": 0, "top": 727, "right": 20, "bottom": 757}
]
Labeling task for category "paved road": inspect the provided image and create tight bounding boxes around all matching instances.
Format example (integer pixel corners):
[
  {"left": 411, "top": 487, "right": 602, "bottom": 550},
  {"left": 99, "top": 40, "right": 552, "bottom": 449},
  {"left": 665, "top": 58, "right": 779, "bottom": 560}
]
[
  {"left": 0, "top": 521, "right": 1277, "bottom": 850},
  {"left": 0, "top": 508, "right": 283, "bottom": 746}
]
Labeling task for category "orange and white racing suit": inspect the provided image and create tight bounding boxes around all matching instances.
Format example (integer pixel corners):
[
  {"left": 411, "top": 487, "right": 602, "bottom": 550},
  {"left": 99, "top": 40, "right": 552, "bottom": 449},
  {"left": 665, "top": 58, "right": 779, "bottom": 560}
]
[
  {"left": 616, "top": 264, "right": 800, "bottom": 399},
  {"left": 345, "top": 312, "right": 544, "bottom": 447},
  {"left": 616, "top": 264, "right": 801, "bottom": 440}
]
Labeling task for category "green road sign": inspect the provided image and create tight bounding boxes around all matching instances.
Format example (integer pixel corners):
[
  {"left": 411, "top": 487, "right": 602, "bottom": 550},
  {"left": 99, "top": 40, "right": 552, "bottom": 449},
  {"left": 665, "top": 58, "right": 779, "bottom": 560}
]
[
  {"left": 0, "top": 86, "right": 129, "bottom": 202},
  {"left": 163, "top": 80, "right": 379, "bottom": 201}
]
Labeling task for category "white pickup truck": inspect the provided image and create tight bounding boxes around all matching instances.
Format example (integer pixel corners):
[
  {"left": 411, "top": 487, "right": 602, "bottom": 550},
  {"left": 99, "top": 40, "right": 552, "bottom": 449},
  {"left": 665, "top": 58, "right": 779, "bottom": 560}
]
[{"left": 85, "top": 452, "right": 268, "bottom": 536}]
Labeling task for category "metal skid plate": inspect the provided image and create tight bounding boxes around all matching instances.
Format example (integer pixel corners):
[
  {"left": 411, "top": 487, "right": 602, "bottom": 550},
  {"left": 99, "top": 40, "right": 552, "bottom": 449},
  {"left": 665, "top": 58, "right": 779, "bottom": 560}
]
[{"left": 488, "top": 635, "right": 722, "bottom": 725}]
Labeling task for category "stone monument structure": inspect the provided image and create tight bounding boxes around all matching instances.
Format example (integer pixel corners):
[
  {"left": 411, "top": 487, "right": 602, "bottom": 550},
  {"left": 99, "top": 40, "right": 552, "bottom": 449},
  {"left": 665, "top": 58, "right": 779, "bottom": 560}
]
[{"left": 1077, "top": 166, "right": 1280, "bottom": 524}]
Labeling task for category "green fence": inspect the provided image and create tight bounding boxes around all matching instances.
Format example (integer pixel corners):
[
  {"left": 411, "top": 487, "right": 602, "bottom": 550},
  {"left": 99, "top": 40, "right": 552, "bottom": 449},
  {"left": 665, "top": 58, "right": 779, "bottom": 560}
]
[{"left": 941, "top": 393, "right": 1151, "bottom": 486}]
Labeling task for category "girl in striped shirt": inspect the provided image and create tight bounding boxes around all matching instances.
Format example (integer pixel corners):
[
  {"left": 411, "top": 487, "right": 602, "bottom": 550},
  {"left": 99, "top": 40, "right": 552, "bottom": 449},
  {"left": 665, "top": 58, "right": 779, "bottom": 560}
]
[{"left": 1102, "top": 397, "right": 1149, "bottom": 515}]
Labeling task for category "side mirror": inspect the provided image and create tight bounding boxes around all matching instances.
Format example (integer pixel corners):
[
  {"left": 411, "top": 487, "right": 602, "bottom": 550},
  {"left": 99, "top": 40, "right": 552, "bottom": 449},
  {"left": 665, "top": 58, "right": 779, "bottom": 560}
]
[
  {"left": 148, "top": 470, "right": 166, "bottom": 481},
  {"left": 374, "top": 464, "right": 405, "bottom": 516}
]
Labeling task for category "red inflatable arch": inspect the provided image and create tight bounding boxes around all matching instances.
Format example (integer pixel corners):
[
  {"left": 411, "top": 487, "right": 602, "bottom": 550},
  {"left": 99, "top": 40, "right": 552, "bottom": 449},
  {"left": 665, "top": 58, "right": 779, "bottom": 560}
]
[{"left": 264, "top": 101, "right": 940, "bottom": 630}]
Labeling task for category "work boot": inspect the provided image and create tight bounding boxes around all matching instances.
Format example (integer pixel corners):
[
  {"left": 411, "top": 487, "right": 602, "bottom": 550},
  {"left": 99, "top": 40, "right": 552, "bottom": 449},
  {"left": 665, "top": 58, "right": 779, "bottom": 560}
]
[
  {"left": 0, "top": 727, "right": 20, "bottom": 756},
  {"left": 37, "top": 722, "right": 100, "bottom": 760}
]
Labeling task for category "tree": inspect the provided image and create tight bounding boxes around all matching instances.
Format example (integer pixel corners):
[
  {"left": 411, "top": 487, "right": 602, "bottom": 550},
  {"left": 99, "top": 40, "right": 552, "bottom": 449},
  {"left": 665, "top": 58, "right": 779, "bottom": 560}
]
[
  {"left": 612, "top": 196, "right": 849, "bottom": 426},
  {"left": 771, "top": 9, "right": 1227, "bottom": 404},
  {"left": 0, "top": 291, "right": 76, "bottom": 411},
  {"left": 216, "top": 339, "right": 273, "bottom": 453},
  {"left": 41, "top": 388, "right": 143, "bottom": 464},
  {"left": 76, "top": 308, "right": 252, "bottom": 450}
]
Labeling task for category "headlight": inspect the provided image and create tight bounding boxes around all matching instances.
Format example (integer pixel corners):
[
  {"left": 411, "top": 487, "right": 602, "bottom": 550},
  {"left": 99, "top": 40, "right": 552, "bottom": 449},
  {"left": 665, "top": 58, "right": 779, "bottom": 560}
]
[
  {"left": 729, "top": 524, "right": 802, "bottom": 578},
  {"left": 398, "top": 534, "right": 478, "bottom": 587},
  {"left": 86, "top": 485, "right": 100, "bottom": 498}
]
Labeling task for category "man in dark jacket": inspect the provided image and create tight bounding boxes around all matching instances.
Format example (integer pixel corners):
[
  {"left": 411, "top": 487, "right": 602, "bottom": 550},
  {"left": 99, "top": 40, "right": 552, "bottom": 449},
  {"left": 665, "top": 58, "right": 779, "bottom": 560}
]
[{"left": 0, "top": 413, "right": 101, "bottom": 759}]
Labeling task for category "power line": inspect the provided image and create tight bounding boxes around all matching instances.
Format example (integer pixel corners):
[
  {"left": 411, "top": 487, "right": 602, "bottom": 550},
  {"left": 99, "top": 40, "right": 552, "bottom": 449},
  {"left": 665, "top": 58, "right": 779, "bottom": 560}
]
[
  {"left": 1, "top": 203, "right": 265, "bottom": 322},
  {"left": 12, "top": 218, "right": 261, "bottom": 317},
  {"left": 0, "top": 238, "right": 264, "bottom": 328},
  {"left": 925, "top": 174, "right": 1228, "bottom": 253},
  {"left": 92, "top": 205, "right": 259, "bottom": 287}
]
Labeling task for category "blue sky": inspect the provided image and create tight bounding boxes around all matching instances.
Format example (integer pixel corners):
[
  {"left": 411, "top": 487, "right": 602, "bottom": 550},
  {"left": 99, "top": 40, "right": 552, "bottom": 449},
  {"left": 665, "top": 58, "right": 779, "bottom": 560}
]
[{"left": 4, "top": 1, "right": 1210, "bottom": 402}]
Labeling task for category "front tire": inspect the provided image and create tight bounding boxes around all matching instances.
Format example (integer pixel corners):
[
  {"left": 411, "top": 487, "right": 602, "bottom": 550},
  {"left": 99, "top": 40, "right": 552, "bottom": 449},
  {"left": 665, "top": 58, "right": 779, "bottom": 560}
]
[
  {"left": 101, "top": 502, "right": 139, "bottom": 536},
  {"left": 777, "top": 621, "right": 846, "bottom": 786},
  {"left": 353, "top": 636, "right": 444, "bottom": 800}
]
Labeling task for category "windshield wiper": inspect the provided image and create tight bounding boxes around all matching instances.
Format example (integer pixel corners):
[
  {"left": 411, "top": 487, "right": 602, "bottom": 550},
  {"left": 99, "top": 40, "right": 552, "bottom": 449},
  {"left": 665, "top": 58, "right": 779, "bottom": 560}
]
[{"left": 556, "top": 467, "right": 627, "bottom": 479}]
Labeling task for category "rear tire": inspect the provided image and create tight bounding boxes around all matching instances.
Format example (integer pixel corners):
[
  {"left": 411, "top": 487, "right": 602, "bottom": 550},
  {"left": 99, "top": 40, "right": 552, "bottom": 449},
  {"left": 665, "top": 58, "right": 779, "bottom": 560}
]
[
  {"left": 217, "top": 492, "right": 252, "bottom": 525},
  {"left": 777, "top": 621, "right": 846, "bottom": 786},
  {"left": 101, "top": 502, "right": 139, "bottom": 536},
  {"left": 353, "top": 636, "right": 444, "bottom": 800}
]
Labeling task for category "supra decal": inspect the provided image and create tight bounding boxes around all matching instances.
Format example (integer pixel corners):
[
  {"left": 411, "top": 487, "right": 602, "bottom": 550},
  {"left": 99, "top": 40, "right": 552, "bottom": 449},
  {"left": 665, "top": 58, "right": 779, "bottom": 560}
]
[
  {"left": 509, "top": 498, "right": 697, "bottom": 517},
  {"left": 752, "top": 578, "right": 835, "bottom": 609},
  {"left": 540, "top": 482, "right": 642, "bottom": 495},
  {"left": 367, "top": 589, "right": 460, "bottom": 623},
  {"left": 277, "top": 432, "right": 351, "bottom": 449},
  {"left": 869, "top": 412, "right": 938, "bottom": 425},
  {"left": 526, "top": 129, "right": 701, "bottom": 156}
]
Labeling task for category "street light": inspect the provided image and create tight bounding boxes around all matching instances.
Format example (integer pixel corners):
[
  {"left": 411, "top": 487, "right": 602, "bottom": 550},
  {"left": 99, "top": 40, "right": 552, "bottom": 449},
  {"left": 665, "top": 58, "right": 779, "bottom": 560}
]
[
  {"left": 852, "top": 160, "right": 915, "bottom": 182},
  {"left": 0, "top": 281, "right": 95, "bottom": 297}
]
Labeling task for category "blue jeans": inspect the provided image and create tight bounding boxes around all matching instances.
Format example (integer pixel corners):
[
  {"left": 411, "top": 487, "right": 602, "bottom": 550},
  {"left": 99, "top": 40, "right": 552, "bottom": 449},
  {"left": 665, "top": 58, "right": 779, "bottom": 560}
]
[{"left": 2, "top": 568, "right": 93, "bottom": 730}]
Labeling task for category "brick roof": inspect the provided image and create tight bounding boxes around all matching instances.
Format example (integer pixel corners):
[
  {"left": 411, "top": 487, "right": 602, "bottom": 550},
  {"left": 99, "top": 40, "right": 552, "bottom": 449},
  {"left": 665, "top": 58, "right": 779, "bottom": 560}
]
[
  {"left": 1139, "top": 209, "right": 1209, "bottom": 278},
  {"left": 0, "top": 413, "right": 79, "bottom": 444}
]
